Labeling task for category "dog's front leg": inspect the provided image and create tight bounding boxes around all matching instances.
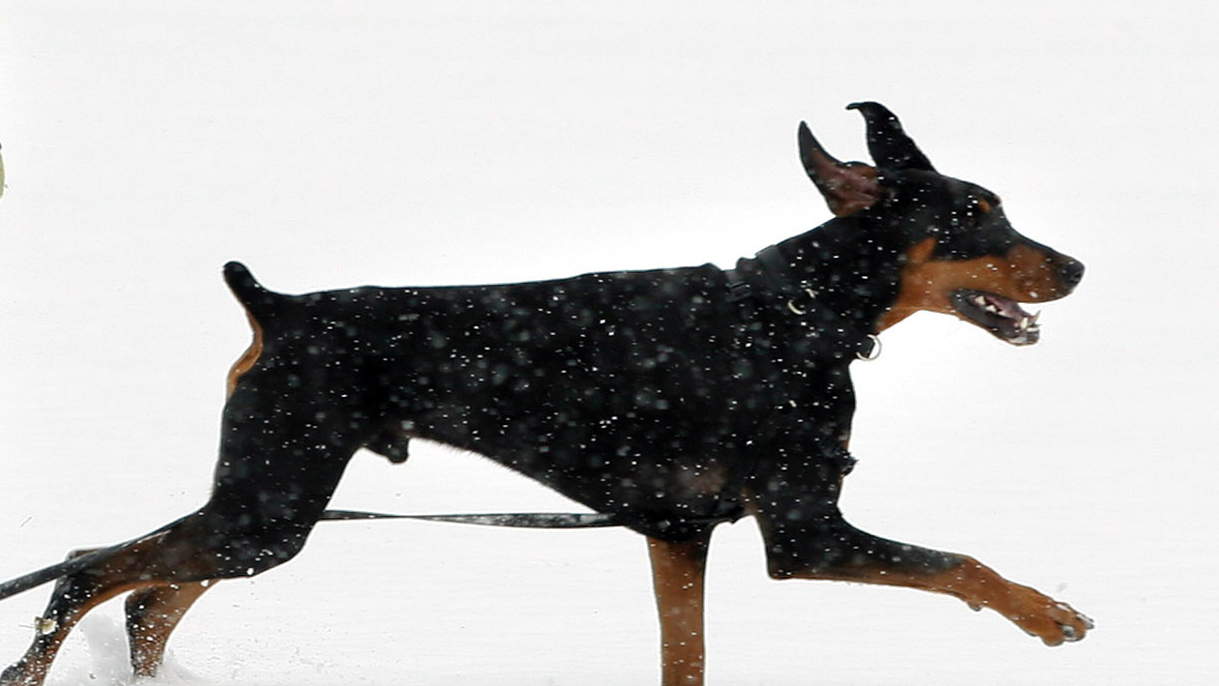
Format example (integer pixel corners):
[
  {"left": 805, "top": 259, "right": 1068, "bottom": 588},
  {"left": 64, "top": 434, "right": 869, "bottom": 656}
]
[
  {"left": 755, "top": 508, "right": 1093, "bottom": 646},
  {"left": 648, "top": 529, "right": 713, "bottom": 686}
]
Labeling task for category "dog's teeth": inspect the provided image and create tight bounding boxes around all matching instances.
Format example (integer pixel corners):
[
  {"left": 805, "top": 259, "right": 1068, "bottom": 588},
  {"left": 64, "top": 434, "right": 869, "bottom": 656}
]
[
  {"left": 973, "top": 295, "right": 987, "bottom": 307},
  {"left": 1031, "top": 311, "right": 1041, "bottom": 324}
]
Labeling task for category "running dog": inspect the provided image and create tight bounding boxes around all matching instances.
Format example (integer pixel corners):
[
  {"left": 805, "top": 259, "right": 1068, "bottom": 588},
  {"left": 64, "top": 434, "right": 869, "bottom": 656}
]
[{"left": 1, "top": 102, "right": 1089, "bottom": 686}]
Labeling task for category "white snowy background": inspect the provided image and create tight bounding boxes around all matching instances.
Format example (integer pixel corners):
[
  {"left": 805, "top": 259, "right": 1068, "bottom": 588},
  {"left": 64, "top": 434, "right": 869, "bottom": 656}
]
[{"left": 2, "top": 2, "right": 1216, "bottom": 684}]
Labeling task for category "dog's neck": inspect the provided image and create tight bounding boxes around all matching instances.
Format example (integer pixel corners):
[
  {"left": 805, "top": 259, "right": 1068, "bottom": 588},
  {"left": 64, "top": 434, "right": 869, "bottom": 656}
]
[{"left": 735, "top": 215, "right": 905, "bottom": 338}]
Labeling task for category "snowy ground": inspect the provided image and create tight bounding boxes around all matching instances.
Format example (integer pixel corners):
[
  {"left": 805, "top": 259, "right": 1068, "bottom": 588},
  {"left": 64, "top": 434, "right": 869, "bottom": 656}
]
[{"left": 2, "top": 2, "right": 1217, "bottom": 684}]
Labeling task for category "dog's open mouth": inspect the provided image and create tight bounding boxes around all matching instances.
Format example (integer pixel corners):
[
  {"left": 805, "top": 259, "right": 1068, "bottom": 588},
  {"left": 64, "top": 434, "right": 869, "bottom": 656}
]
[{"left": 950, "top": 290, "right": 1041, "bottom": 345}]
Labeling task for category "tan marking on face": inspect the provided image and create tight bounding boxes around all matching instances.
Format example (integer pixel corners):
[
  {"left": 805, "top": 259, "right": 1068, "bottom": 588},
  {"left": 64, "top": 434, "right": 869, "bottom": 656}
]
[
  {"left": 976, "top": 197, "right": 993, "bottom": 213},
  {"left": 226, "top": 313, "right": 264, "bottom": 396},
  {"left": 877, "top": 237, "right": 1067, "bottom": 332}
]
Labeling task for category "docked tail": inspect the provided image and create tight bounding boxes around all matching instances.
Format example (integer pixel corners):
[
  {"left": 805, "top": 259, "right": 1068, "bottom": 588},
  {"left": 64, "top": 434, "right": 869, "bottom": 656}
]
[
  {"left": 223, "top": 261, "right": 285, "bottom": 323},
  {"left": 224, "top": 262, "right": 287, "bottom": 395}
]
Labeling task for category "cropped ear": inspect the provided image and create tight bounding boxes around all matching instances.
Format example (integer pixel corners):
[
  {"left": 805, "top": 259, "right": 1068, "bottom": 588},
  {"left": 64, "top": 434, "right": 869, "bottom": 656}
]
[
  {"left": 798, "top": 121, "right": 883, "bottom": 216},
  {"left": 846, "top": 101, "right": 935, "bottom": 172}
]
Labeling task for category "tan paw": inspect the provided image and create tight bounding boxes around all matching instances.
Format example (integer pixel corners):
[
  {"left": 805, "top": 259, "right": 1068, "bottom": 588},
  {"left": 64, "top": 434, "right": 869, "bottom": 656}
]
[{"left": 1006, "top": 592, "right": 1094, "bottom": 645}]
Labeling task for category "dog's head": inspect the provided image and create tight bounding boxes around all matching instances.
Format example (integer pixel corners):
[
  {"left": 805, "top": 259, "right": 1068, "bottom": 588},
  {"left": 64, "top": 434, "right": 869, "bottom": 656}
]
[{"left": 798, "top": 102, "right": 1083, "bottom": 345}]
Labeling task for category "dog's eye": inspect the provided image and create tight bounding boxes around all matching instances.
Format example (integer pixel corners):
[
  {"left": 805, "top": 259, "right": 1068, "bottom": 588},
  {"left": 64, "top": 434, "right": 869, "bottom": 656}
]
[
  {"left": 951, "top": 197, "right": 995, "bottom": 227},
  {"left": 946, "top": 207, "right": 975, "bottom": 230},
  {"left": 969, "top": 195, "right": 1001, "bottom": 216}
]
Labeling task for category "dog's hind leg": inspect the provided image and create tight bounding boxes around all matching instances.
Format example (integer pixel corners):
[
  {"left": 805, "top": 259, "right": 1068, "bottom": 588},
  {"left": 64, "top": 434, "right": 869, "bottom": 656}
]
[
  {"left": 648, "top": 529, "right": 713, "bottom": 686},
  {"left": 0, "top": 527, "right": 213, "bottom": 686},
  {"left": 2, "top": 377, "right": 369, "bottom": 686},
  {"left": 0, "top": 510, "right": 319, "bottom": 686},
  {"left": 124, "top": 581, "right": 211, "bottom": 678}
]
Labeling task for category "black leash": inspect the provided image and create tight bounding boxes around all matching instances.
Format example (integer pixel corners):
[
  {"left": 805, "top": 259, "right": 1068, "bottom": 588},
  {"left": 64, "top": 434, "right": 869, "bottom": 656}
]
[
  {"left": 0, "top": 513, "right": 190, "bottom": 604},
  {"left": 318, "top": 509, "right": 624, "bottom": 528},
  {"left": 0, "top": 508, "right": 636, "bottom": 603}
]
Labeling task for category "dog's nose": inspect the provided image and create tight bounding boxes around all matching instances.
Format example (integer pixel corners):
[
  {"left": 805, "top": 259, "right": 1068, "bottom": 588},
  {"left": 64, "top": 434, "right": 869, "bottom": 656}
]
[{"left": 1058, "top": 259, "right": 1085, "bottom": 290}]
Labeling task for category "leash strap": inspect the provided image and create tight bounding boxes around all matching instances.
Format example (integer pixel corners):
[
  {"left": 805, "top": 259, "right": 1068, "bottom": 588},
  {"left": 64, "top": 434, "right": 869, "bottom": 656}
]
[
  {"left": 318, "top": 509, "right": 624, "bottom": 528},
  {"left": 0, "top": 513, "right": 189, "bottom": 603},
  {"left": 0, "top": 509, "right": 624, "bottom": 603},
  {"left": 0, "top": 553, "right": 109, "bottom": 603}
]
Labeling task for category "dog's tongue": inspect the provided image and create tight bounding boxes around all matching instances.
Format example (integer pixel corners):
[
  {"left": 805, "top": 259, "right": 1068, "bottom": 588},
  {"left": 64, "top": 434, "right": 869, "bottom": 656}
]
[
  {"left": 992, "top": 294, "right": 1029, "bottom": 320},
  {"left": 971, "top": 292, "right": 1031, "bottom": 323},
  {"left": 989, "top": 294, "right": 1041, "bottom": 343}
]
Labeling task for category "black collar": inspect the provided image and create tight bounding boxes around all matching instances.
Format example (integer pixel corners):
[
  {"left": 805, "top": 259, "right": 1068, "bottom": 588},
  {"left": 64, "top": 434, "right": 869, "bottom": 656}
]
[{"left": 725, "top": 245, "right": 880, "bottom": 361}]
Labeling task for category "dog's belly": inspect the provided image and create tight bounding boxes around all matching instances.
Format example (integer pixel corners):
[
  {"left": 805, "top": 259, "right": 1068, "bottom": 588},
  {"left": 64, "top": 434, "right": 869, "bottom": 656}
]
[{"left": 398, "top": 353, "right": 750, "bottom": 530}]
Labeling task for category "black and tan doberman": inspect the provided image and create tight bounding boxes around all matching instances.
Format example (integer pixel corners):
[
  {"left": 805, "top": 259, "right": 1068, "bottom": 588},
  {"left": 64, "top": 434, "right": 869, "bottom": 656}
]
[{"left": 1, "top": 102, "right": 1089, "bottom": 686}]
